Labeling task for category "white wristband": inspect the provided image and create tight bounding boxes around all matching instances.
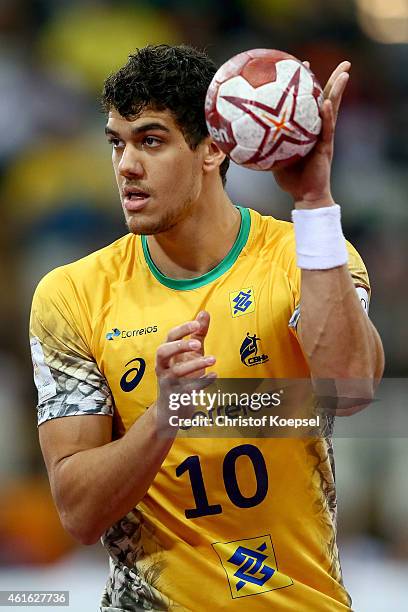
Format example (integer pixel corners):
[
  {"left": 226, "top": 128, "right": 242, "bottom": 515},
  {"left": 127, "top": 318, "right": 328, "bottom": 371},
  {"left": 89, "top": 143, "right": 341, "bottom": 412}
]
[{"left": 291, "top": 204, "right": 348, "bottom": 270}]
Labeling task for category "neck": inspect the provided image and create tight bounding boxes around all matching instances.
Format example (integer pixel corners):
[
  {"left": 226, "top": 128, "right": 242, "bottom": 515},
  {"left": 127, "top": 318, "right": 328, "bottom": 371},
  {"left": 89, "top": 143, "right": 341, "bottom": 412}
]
[{"left": 146, "top": 187, "right": 241, "bottom": 280}]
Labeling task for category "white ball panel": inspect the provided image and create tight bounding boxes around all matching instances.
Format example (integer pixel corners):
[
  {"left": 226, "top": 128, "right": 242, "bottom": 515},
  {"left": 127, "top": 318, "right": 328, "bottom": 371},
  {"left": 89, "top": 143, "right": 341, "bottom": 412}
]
[
  {"left": 217, "top": 76, "right": 254, "bottom": 121},
  {"left": 231, "top": 114, "right": 265, "bottom": 149},
  {"left": 293, "top": 94, "right": 322, "bottom": 134},
  {"left": 230, "top": 143, "right": 257, "bottom": 165},
  {"left": 254, "top": 80, "right": 285, "bottom": 109},
  {"left": 275, "top": 59, "right": 306, "bottom": 88},
  {"left": 270, "top": 139, "right": 315, "bottom": 163},
  {"left": 297, "top": 63, "right": 314, "bottom": 92}
]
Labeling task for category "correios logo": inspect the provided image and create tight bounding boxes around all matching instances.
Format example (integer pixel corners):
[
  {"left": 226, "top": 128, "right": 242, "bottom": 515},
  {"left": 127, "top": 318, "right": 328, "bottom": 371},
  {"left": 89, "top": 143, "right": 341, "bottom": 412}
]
[
  {"left": 106, "top": 325, "right": 158, "bottom": 340},
  {"left": 106, "top": 328, "right": 121, "bottom": 341}
]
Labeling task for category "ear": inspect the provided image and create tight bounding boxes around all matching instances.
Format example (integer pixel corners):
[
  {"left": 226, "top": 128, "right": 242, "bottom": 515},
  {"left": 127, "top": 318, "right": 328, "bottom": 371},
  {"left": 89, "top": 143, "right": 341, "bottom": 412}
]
[{"left": 201, "top": 136, "right": 227, "bottom": 175}]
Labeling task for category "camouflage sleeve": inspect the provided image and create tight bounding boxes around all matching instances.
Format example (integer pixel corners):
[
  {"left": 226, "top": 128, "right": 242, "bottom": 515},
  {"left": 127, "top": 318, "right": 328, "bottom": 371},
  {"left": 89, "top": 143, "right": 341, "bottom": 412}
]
[{"left": 29, "top": 269, "right": 113, "bottom": 426}]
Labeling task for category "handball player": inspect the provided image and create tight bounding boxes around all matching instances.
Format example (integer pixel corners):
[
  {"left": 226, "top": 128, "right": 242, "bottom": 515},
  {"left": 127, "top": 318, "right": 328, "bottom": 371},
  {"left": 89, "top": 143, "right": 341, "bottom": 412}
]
[{"left": 30, "top": 45, "right": 384, "bottom": 611}]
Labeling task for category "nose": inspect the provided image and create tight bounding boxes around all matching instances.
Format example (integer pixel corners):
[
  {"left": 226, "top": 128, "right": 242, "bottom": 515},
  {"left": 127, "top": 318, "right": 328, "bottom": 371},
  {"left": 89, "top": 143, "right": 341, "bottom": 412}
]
[{"left": 117, "top": 144, "right": 144, "bottom": 179}]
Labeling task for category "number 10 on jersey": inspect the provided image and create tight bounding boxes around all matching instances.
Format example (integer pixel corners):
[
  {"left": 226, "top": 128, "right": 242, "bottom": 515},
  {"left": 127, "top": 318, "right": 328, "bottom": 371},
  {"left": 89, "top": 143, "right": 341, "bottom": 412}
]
[{"left": 176, "top": 444, "right": 268, "bottom": 519}]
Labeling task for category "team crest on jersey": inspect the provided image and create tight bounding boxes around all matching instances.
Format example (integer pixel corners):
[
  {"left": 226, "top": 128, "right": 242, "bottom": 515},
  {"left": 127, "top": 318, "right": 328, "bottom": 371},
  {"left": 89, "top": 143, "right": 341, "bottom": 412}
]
[
  {"left": 230, "top": 287, "right": 255, "bottom": 318},
  {"left": 212, "top": 535, "right": 293, "bottom": 598},
  {"left": 240, "top": 332, "right": 269, "bottom": 367}
]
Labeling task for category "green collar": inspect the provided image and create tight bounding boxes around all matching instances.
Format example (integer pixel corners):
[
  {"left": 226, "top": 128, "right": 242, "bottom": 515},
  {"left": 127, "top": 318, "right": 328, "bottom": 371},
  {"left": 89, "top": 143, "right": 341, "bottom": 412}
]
[{"left": 141, "top": 206, "right": 251, "bottom": 290}]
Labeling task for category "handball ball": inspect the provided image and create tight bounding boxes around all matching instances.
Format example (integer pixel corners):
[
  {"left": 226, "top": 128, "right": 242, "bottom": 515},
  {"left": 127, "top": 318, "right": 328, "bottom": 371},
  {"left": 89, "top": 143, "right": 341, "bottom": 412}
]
[{"left": 205, "top": 49, "right": 324, "bottom": 170}]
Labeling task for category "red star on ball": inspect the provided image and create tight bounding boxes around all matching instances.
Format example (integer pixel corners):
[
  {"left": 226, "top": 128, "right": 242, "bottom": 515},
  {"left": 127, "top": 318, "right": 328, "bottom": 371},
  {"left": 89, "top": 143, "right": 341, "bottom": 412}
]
[{"left": 221, "top": 66, "right": 320, "bottom": 165}]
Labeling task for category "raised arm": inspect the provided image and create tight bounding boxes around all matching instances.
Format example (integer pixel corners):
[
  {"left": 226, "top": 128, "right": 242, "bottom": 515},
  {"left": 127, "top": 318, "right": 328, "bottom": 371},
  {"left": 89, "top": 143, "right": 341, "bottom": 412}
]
[{"left": 273, "top": 61, "right": 384, "bottom": 411}]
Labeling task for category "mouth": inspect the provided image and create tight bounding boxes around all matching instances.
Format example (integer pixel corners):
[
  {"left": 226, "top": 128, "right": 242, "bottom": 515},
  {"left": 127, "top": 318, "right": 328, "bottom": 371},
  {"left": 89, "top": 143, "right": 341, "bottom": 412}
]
[{"left": 122, "top": 188, "right": 151, "bottom": 211}]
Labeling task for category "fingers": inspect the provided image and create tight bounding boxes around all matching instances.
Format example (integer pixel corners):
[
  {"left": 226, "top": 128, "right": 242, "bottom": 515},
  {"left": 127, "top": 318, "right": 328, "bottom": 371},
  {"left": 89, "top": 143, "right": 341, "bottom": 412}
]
[
  {"left": 156, "top": 338, "right": 201, "bottom": 373},
  {"left": 304, "top": 59, "right": 349, "bottom": 125},
  {"left": 180, "top": 371, "right": 218, "bottom": 393},
  {"left": 323, "top": 60, "right": 351, "bottom": 100},
  {"left": 320, "top": 99, "right": 335, "bottom": 147},
  {"left": 157, "top": 342, "right": 216, "bottom": 377},
  {"left": 193, "top": 311, "right": 210, "bottom": 339},
  {"left": 328, "top": 71, "right": 349, "bottom": 122},
  {"left": 160, "top": 370, "right": 217, "bottom": 403},
  {"left": 303, "top": 59, "right": 351, "bottom": 99},
  {"left": 319, "top": 61, "right": 350, "bottom": 141},
  {"left": 189, "top": 310, "right": 210, "bottom": 353},
  {"left": 157, "top": 316, "right": 217, "bottom": 423},
  {"left": 157, "top": 312, "right": 215, "bottom": 376},
  {"left": 166, "top": 320, "right": 200, "bottom": 342},
  {"left": 172, "top": 355, "right": 216, "bottom": 378}
]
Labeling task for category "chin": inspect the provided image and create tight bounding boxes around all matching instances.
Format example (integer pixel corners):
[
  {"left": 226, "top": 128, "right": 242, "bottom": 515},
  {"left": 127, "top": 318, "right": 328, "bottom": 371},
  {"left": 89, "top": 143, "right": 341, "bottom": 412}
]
[
  {"left": 125, "top": 200, "right": 192, "bottom": 235},
  {"left": 126, "top": 214, "right": 177, "bottom": 236}
]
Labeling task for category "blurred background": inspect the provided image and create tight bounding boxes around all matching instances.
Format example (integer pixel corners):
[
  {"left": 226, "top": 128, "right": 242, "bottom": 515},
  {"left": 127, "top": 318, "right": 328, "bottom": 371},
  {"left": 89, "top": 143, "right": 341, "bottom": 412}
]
[{"left": 0, "top": 0, "right": 407, "bottom": 610}]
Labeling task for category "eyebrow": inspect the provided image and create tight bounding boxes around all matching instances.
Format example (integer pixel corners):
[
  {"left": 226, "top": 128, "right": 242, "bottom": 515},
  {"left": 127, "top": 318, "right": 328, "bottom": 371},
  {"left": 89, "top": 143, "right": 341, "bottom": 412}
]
[{"left": 104, "top": 122, "right": 171, "bottom": 137}]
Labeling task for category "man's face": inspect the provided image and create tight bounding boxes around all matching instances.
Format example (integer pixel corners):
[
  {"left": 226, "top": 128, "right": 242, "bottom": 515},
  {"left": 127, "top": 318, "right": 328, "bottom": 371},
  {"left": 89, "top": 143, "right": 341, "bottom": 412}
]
[{"left": 105, "top": 108, "right": 205, "bottom": 235}]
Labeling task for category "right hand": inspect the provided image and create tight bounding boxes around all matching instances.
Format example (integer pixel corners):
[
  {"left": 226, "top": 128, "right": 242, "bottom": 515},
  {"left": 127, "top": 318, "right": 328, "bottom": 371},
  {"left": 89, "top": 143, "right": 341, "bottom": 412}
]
[{"left": 155, "top": 311, "right": 217, "bottom": 420}]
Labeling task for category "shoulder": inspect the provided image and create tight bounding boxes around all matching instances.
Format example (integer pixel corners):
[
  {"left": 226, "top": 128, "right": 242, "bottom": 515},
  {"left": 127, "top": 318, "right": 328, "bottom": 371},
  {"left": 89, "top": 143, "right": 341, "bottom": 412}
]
[
  {"left": 248, "top": 207, "right": 293, "bottom": 241},
  {"left": 34, "top": 233, "right": 137, "bottom": 302},
  {"left": 247, "top": 207, "right": 368, "bottom": 263},
  {"left": 245, "top": 206, "right": 370, "bottom": 288},
  {"left": 246, "top": 207, "right": 296, "bottom": 263},
  {"left": 31, "top": 234, "right": 140, "bottom": 338}
]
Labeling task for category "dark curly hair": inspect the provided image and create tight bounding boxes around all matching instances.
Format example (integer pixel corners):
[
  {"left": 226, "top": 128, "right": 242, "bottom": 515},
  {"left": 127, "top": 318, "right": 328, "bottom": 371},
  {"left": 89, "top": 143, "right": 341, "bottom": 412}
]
[{"left": 101, "top": 44, "right": 229, "bottom": 186}]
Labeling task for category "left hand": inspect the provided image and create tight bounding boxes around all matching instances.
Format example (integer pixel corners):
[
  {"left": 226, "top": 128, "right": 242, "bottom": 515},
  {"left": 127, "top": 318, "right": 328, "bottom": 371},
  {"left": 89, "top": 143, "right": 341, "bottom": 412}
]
[{"left": 272, "top": 60, "right": 351, "bottom": 209}]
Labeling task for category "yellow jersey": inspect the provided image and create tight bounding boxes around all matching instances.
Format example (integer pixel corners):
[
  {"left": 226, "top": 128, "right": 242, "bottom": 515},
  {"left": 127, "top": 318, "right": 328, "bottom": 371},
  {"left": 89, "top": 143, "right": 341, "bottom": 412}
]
[{"left": 30, "top": 206, "right": 370, "bottom": 611}]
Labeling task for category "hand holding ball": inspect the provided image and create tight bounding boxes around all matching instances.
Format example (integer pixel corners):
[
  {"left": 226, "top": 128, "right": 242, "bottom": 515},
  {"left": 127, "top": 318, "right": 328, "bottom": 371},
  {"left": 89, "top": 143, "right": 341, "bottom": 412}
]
[{"left": 205, "top": 49, "right": 324, "bottom": 170}]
